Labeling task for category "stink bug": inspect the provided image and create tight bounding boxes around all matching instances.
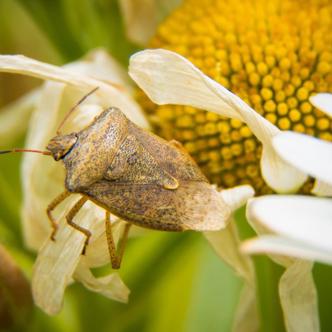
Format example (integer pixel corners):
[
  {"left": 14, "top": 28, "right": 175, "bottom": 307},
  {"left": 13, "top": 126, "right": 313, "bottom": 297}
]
[{"left": 1, "top": 89, "right": 230, "bottom": 269}]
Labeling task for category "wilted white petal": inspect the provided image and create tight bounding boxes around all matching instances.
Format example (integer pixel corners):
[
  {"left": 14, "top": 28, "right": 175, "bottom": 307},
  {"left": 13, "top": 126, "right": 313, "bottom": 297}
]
[
  {"left": 246, "top": 195, "right": 332, "bottom": 256},
  {"left": 129, "top": 49, "right": 307, "bottom": 193},
  {"left": 0, "top": 54, "right": 104, "bottom": 89},
  {"left": 205, "top": 185, "right": 255, "bottom": 281},
  {"left": 273, "top": 131, "right": 332, "bottom": 186},
  {"left": 205, "top": 221, "right": 254, "bottom": 284},
  {"left": 309, "top": 93, "right": 332, "bottom": 117},
  {"left": 279, "top": 261, "right": 319, "bottom": 332},
  {"left": 232, "top": 284, "right": 259, "bottom": 332},
  {"left": 22, "top": 81, "right": 67, "bottom": 250},
  {"left": 74, "top": 259, "right": 129, "bottom": 303},
  {"left": 32, "top": 199, "right": 104, "bottom": 315},
  {"left": 0, "top": 90, "right": 38, "bottom": 148},
  {"left": 0, "top": 53, "right": 148, "bottom": 128},
  {"left": 129, "top": 49, "right": 240, "bottom": 118},
  {"left": 205, "top": 185, "right": 257, "bottom": 331},
  {"left": 119, "top": 0, "right": 181, "bottom": 45}
]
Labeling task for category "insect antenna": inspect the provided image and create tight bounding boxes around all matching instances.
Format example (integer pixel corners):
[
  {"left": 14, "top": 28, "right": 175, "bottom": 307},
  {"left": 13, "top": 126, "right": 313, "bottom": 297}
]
[
  {"left": 0, "top": 148, "right": 51, "bottom": 156},
  {"left": 56, "top": 87, "right": 99, "bottom": 135}
]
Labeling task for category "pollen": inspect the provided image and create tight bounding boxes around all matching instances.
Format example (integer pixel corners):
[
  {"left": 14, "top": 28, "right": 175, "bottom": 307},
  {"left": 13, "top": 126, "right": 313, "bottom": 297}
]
[{"left": 140, "top": 0, "right": 332, "bottom": 194}]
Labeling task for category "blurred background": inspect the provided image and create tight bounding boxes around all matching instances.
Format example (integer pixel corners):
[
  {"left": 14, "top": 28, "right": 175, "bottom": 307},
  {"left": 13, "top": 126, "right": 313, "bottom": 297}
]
[{"left": 0, "top": 1, "right": 332, "bottom": 332}]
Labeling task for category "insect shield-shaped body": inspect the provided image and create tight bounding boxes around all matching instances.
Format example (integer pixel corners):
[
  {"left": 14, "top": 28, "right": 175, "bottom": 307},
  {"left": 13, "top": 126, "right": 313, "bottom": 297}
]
[{"left": 47, "top": 108, "right": 230, "bottom": 233}]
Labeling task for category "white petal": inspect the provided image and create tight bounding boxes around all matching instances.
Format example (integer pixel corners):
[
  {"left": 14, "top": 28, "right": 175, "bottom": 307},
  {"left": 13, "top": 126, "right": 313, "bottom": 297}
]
[
  {"left": 241, "top": 235, "right": 332, "bottom": 265},
  {"left": 273, "top": 131, "right": 332, "bottom": 185},
  {"left": 261, "top": 147, "right": 307, "bottom": 194},
  {"left": 279, "top": 261, "right": 319, "bottom": 332},
  {"left": 246, "top": 195, "right": 332, "bottom": 257},
  {"left": 129, "top": 49, "right": 307, "bottom": 192},
  {"left": 74, "top": 259, "right": 129, "bottom": 303},
  {"left": 309, "top": 93, "right": 332, "bottom": 117},
  {"left": 220, "top": 185, "right": 255, "bottom": 212}
]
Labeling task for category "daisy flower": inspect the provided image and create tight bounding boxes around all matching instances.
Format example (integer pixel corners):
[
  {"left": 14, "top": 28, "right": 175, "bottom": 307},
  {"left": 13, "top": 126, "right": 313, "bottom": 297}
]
[{"left": 129, "top": 48, "right": 327, "bottom": 332}]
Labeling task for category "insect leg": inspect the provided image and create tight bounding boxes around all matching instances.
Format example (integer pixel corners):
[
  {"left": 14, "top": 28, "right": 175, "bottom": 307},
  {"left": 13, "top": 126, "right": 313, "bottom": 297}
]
[
  {"left": 65, "top": 196, "right": 91, "bottom": 254},
  {"left": 47, "top": 191, "right": 71, "bottom": 240},
  {"left": 105, "top": 212, "right": 132, "bottom": 269}
]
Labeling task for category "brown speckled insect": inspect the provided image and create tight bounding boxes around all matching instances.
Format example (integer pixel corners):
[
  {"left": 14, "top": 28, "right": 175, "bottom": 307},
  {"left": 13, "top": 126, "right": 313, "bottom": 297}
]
[{"left": 1, "top": 89, "right": 230, "bottom": 269}]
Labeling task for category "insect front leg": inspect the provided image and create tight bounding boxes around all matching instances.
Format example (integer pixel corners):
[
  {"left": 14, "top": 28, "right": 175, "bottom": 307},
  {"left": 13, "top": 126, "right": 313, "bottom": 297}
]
[
  {"left": 65, "top": 196, "right": 91, "bottom": 254},
  {"left": 105, "top": 211, "right": 131, "bottom": 269},
  {"left": 47, "top": 191, "right": 71, "bottom": 240}
]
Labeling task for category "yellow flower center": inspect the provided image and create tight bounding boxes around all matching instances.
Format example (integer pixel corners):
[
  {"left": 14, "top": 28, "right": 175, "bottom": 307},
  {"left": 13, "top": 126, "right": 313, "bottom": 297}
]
[{"left": 140, "top": 0, "right": 332, "bottom": 194}]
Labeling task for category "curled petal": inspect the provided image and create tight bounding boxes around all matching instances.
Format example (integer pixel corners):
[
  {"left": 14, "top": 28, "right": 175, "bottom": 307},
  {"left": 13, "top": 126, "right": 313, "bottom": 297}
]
[
  {"left": 309, "top": 93, "right": 332, "bottom": 118},
  {"left": 273, "top": 131, "right": 332, "bottom": 186},
  {"left": 220, "top": 185, "right": 255, "bottom": 212},
  {"left": 129, "top": 49, "right": 307, "bottom": 193},
  {"left": 74, "top": 259, "right": 129, "bottom": 303}
]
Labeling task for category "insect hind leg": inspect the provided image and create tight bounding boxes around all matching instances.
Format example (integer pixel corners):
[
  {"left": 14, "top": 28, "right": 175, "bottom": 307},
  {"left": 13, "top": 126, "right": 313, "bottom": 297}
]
[{"left": 105, "top": 211, "right": 131, "bottom": 269}]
